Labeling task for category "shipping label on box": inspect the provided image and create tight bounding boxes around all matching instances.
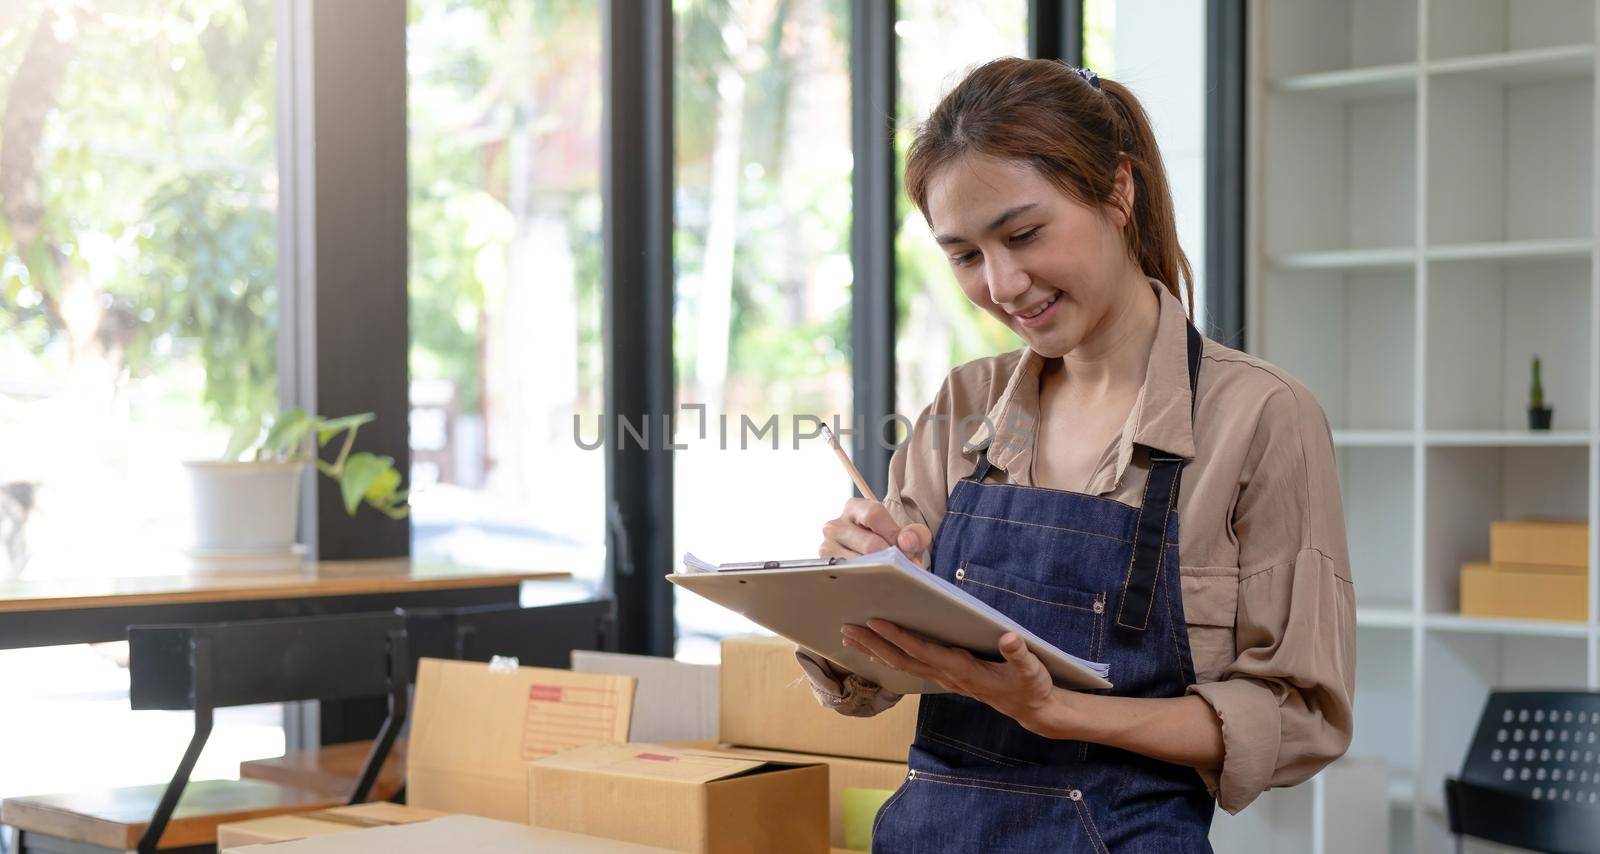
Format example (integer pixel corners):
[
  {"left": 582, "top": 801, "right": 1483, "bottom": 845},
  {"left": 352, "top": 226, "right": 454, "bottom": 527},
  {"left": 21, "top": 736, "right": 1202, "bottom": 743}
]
[
  {"left": 407, "top": 658, "right": 635, "bottom": 822},
  {"left": 528, "top": 743, "right": 829, "bottom": 854},
  {"left": 719, "top": 635, "right": 917, "bottom": 763}
]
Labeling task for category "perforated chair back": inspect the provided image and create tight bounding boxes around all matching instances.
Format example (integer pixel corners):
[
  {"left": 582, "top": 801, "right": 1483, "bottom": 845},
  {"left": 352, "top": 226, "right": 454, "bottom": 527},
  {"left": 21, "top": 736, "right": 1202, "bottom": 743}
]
[{"left": 1445, "top": 690, "right": 1600, "bottom": 854}]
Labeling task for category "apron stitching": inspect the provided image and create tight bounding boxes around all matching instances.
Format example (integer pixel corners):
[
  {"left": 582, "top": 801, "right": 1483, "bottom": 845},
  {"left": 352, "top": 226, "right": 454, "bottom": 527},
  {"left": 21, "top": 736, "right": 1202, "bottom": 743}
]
[
  {"left": 1075, "top": 799, "right": 1111, "bottom": 854},
  {"left": 1135, "top": 467, "right": 1181, "bottom": 631},
  {"left": 1091, "top": 593, "right": 1105, "bottom": 662},
  {"left": 921, "top": 729, "right": 1037, "bottom": 767},
  {"left": 1117, "top": 457, "right": 1180, "bottom": 630},
  {"left": 871, "top": 778, "right": 913, "bottom": 841},
  {"left": 916, "top": 777, "right": 1094, "bottom": 810},
  {"left": 1166, "top": 561, "right": 1199, "bottom": 688},
  {"left": 962, "top": 477, "right": 1142, "bottom": 510},
  {"left": 914, "top": 771, "right": 1079, "bottom": 797},
  {"left": 959, "top": 575, "right": 1104, "bottom": 612},
  {"left": 1166, "top": 574, "right": 1184, "bottom": 682},
  {"left": 1113, "top": 460, "right": 1150, "bottom": 627},
  {"left": 943, "top": 510, "right": 1133, "bottom": 543}
]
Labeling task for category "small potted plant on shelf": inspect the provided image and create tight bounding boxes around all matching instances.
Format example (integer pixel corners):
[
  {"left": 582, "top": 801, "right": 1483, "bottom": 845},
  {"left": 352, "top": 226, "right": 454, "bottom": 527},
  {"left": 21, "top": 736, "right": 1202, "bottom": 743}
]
[
  {"left": 1528, "top": 355, "right": 1553, "bottom": 431},
  {"left": 184, "top": 408, "right": 409, "bottom": 566}
]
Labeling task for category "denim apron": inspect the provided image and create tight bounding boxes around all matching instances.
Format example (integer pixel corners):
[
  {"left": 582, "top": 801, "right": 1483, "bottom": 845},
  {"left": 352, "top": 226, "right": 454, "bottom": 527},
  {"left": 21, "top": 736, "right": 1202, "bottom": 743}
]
[{"left": 872, "top": 320, "right": 1213, "bottom": 853}]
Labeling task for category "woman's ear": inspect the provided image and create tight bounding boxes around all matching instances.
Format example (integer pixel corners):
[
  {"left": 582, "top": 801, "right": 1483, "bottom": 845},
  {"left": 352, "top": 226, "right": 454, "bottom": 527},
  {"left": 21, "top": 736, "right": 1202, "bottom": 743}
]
[{"left": 1108, "top": 160, "right": 1136, "bottom": 228}]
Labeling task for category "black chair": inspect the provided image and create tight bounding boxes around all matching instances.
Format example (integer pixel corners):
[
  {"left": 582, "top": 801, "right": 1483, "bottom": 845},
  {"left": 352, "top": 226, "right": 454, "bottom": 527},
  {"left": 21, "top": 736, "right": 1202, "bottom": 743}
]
[
  {"left": 237, "top": 599, "right": 613, "bottom": 804},
  {"left": 1445, "top": 690, "right": 1600, "bottom": 854},
  {"left": 400, "top": 597, "right": 614, "bottom": 676},
  {"left": 2, "top": 613, "right": 408, "bottom": 853}
]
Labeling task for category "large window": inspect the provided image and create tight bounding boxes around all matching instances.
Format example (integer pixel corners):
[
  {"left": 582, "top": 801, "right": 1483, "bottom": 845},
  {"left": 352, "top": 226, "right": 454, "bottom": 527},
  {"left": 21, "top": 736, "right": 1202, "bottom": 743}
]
[
  {"left": 671, "top": 0, "right": 855, "bottom": 660},
  {"left": 1084, "top": 0, "right": 1209, "bottom": 326},
  {"left": 1, "top": 0, "right": 279, "bottom": 580},
  {"left": 0, "top": 0, "right": 282, "bottom": 798},
  {"left": 406, "top": 0, "right": 606, "bottom": 600},
  {"left": 893, "top": 0, "right": 1029, "bottom": 419}
]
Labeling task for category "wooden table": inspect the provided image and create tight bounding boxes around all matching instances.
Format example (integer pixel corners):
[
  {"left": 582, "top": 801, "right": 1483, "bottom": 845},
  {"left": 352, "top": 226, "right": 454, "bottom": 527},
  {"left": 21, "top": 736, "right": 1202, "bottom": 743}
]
[
  {"left": 0, "top": 560, "right": 576, "bottom": 744},
  {"left": 0, "top": 559, "right": 572, "bottom": 650}
]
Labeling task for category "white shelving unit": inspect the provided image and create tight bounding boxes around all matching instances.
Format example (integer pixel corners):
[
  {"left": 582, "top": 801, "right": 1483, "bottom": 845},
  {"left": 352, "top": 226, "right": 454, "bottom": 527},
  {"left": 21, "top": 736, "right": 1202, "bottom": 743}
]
[{"left": 1247, "top": 1, "right": 1600, "bottom": 851}]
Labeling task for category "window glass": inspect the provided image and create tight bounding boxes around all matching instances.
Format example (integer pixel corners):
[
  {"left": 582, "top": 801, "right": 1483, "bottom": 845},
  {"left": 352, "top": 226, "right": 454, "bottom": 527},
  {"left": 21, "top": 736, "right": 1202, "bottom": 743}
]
[
  {"left": 407, "top": 0, "right": 606, "bottom": 602},
  {"left": 672, "top": 0, "right": 855, "bottom": 660},
  {"left": 0, "top": 0, "right": 283, "bottom": 799},
  {"left": 893, "top": 0, "right": 1029, "bottom": 419},
  {"left": 1084, "top": 0, "right": 1209, "bottom": 325}
]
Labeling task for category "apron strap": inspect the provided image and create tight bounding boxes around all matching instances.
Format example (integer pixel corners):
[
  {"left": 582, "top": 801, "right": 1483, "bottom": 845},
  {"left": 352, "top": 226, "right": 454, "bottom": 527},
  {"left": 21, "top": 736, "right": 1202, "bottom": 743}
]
[
  {"left": 1115, "top": 320, "right": 1203, "bottom": 632},
  {"left": 968, "top": 450, "right": 994, "bottom": 483}
]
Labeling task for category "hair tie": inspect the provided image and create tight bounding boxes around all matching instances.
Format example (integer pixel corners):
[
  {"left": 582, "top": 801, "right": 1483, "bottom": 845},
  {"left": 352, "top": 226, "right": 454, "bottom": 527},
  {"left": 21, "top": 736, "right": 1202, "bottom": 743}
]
[{"left": 1074, "top": 66, "right": 1101, "bottom": 90}]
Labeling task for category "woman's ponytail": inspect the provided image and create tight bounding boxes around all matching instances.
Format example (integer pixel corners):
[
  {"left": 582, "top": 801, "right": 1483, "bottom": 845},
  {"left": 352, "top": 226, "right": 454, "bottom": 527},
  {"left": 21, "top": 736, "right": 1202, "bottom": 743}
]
[{"left": 1098, "top": 78, "right": 1194, "bottom": 316}]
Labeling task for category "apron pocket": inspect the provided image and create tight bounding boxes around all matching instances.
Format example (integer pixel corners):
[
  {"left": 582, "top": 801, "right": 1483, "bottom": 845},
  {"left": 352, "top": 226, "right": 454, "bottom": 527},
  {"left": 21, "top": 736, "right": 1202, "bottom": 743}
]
[
  {"left": 955, "top": 560, "right": 1107, "bottom": 663},
  {"left": 874, "top": 767, "right": 1109, "bottom": 854}
]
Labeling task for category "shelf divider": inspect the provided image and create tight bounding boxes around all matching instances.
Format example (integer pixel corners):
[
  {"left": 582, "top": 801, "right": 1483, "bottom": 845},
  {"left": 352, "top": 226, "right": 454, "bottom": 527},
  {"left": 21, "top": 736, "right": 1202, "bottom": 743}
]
[
  {"left": 1422, "top": 612, "right": 1592, "bottom": 638},
  {"left": 1426, "top": 43, "right": 1597, "bottom": 85}
]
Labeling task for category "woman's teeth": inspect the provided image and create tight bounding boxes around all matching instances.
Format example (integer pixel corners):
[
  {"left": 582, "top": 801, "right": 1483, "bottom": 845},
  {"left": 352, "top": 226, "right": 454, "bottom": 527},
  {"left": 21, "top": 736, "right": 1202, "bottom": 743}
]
[{"left": 1022, "top": 293, "right": 1058, "bottom": 318}]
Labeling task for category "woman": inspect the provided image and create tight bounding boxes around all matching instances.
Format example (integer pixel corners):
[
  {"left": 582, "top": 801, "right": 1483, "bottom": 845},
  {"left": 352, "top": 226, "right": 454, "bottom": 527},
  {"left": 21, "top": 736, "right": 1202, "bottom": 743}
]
[{"left": 797, "top": 58, "right": 1356, "bottom": 852}]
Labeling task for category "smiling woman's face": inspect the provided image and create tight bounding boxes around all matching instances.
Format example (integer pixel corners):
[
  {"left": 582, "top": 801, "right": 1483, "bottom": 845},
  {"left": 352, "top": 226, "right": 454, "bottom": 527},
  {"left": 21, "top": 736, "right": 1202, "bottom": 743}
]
[{"left": 924, "top": 153, "right": 1136, "bottom": 359}]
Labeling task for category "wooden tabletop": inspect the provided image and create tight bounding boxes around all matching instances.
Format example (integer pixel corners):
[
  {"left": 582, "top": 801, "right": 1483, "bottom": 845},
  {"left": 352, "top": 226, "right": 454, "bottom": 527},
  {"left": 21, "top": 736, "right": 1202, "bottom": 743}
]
[
  {"left": 0, "top": 560, "right": 571, "bottom": 614},
  {"left": 2, "top": 779, "right": 344, "bottom": 850}
]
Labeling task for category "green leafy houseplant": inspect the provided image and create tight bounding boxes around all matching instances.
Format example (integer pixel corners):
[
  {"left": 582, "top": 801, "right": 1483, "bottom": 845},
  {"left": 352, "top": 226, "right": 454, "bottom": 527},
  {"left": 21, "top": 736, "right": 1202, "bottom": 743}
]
[{"left": 226, "top": 408, "right": 410, "bottom": 519}]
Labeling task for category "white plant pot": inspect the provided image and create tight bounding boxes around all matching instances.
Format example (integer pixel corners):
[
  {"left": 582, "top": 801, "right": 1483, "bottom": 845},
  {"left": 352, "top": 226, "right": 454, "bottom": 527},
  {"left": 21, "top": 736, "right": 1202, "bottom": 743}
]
[{"left": 184, "top": 460, "right": 306, "bottom": 553}]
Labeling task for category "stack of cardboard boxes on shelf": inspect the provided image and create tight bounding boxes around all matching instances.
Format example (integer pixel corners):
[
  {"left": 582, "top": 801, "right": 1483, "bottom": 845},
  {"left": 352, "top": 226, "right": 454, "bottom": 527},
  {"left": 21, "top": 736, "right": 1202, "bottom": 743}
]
[
  {"left": 216, "top": 635, "right": 914, "bottom": 853},
  {"left": 1460, "top": 519, "right": 1590, "bottom": 622}
]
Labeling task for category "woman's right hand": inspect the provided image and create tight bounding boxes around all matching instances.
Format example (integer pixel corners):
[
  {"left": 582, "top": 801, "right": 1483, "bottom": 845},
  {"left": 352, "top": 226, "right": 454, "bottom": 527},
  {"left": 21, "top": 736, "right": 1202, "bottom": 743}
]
[{"left": 820, "top": 498, "right": 933, "bottom": 565}]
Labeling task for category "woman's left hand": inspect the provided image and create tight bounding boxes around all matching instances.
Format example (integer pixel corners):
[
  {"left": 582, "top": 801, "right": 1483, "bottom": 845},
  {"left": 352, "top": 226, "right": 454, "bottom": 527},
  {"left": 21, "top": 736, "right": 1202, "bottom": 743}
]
[{"left": 841, "top": 619, "right": 1064, "bottom": 738}]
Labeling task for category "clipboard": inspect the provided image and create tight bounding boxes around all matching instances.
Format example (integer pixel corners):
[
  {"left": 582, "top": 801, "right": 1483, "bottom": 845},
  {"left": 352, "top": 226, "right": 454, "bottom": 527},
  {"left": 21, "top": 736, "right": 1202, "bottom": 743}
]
[{"left": 668, "top": 548, "right": 1112, "bottom": 694}]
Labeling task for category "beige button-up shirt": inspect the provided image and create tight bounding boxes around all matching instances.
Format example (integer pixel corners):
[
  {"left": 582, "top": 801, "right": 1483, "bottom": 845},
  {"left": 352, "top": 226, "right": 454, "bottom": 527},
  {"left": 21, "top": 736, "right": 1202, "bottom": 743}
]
[{"left": 797, "top": 279, "right": 1356, "bottom": 814}]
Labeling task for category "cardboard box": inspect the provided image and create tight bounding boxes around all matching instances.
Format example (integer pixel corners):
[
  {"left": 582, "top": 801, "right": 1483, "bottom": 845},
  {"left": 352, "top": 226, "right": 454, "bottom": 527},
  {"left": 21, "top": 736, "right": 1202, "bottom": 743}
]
[
  {"left": 407, "top": 658, "right": 635, "bottom": 822},
  {"left": 223, "top": 814, "right": 679, "bottom": 853},
  {"left": 217, "top": 803, "right": 447, "bottom": 849},
  {"left": 710, "top": 744, "right": 907, "bottom": 850},
  {"left": 719, "top": 636, "right": 917, "bottom": 763},
  {"left": 572, "top": 650, "right": 719, "bottom": 742},
  {"left": 1460, "top": 561, "right": 1588, "bottom": 622},
  {"left": 528, "top": 743, "right": 829, "bottom": 853},
  {"left": 1490, "top": 519, "right": 1589, "bottom": 569}
]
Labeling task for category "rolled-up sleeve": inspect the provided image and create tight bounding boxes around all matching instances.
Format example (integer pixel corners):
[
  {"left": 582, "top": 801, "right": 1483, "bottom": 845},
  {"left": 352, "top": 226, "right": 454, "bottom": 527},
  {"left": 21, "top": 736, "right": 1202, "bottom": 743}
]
[
  {"left": 794, "top": 645, "right": 905, "bottom": 715},
  {"left": 1187, "top": 380, "right": 1357, "bottom": 814}
]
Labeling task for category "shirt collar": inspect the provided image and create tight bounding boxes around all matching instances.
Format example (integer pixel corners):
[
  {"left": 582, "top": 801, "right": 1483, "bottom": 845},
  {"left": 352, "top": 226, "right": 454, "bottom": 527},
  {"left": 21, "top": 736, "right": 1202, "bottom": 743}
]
[{"left": 964, "top": 278, "right": 1198, "bottom": 486}]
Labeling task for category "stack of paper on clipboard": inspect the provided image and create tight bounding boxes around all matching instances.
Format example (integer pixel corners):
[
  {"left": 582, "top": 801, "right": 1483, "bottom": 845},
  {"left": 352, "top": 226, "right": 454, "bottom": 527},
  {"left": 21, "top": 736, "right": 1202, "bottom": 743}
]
[{"left": 669, "top": 547, "right": 1112, "bottom": 693}]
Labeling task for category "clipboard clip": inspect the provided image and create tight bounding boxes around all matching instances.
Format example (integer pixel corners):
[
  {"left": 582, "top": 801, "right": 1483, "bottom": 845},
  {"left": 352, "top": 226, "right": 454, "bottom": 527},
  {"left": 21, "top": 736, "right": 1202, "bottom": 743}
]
[{"left": 719, "top": 556, "right": 846, "bottom": 571}]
